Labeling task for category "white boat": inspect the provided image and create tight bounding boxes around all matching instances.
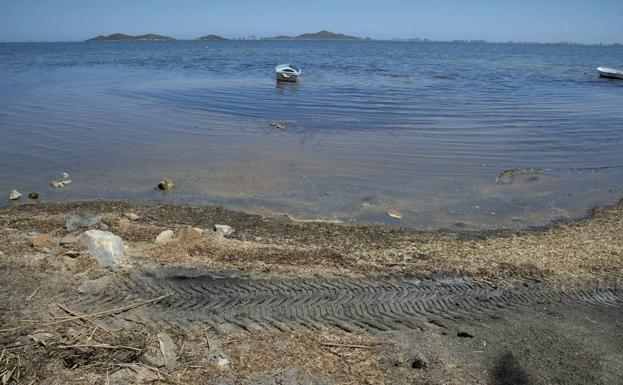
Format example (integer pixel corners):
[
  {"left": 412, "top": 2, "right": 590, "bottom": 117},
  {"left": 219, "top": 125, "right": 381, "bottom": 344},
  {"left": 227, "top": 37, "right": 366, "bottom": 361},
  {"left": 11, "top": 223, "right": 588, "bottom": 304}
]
[
  {"left": 276, "top": 64, "right": 301, "bottom": 82},
  {"left": 597, "top": 67, "right": 623, "bottom": 80}
]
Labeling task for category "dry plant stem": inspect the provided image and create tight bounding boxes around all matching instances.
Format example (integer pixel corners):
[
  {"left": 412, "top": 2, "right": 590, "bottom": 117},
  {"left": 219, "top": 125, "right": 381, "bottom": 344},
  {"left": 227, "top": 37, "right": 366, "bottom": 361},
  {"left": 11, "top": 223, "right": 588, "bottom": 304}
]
[
  {"left": 57, "top": 303, "right": 116, "bottom": 336},
  {"left": 58, "top": 343, "right": 142, "bottom": 351},
  {"left": 320, "top": 342, "right": 374, "bottom": 349}
]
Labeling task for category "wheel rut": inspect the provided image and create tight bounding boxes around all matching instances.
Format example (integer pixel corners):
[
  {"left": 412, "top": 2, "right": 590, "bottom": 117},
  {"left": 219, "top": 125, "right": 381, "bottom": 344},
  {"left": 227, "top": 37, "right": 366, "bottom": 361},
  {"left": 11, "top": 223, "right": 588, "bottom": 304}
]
[{"left": 66, "top": 270, "right": 623, "bottom": 333}]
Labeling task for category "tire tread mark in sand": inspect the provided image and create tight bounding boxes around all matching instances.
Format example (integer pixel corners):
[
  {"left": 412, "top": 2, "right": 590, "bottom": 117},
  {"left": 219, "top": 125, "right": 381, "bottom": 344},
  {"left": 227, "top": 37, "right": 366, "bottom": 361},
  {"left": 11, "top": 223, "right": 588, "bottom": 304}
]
[{"left": 63, "top": 274, "right": 623, "bottom": 332}]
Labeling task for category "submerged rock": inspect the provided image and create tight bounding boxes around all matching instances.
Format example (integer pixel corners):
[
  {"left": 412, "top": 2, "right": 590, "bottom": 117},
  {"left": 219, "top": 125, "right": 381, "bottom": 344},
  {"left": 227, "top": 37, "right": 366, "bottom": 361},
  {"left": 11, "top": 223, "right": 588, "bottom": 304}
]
[
  {"left": 64, "top": 212, "right": 102, "bottom": 231},
  {"left": 157, "top": 179, "right": 175, "bottom": 191},
  {"left": 50, "top": 180, "right": 72, "bottom": 188},
  {"left": 269, "top": 122, "right": 286, "bottom": 130},
  {"left": 155, "top": 229, "right": 174, "bottom": 245},
  {"left": 78, "top": 230, "right": 125, "bottom": 268},
  {"left": 8, "top": 190, "right": 21, "bottom": 200},
  {"left": 214, "top": 224, "right": 234, "bottom": 237},
  {"left": 28, "top": 192, "right": 40, "bottom": 200},
  {"left": 495, "top": 168, "right": 550, "bottom": 184}
]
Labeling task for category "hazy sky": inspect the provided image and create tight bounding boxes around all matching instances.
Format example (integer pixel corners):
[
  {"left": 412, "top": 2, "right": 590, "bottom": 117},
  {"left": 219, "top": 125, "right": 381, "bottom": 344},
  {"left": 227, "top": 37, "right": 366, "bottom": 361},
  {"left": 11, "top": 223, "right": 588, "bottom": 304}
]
[{"left": 1, "top": 0, "right": 621, "bottom": 43}]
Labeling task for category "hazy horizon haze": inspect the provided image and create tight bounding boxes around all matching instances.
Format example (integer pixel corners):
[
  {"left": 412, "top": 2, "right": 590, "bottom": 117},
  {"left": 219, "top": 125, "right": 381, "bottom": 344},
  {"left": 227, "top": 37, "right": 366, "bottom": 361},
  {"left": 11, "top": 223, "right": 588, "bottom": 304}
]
[{"left": 1, "top": 0, "right": 622, "bottom": 43}]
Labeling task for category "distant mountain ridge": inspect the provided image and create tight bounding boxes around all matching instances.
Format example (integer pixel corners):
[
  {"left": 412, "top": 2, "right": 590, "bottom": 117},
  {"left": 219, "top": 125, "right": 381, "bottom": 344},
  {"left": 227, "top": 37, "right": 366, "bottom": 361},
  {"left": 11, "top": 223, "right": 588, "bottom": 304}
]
[
  {"left": 264, "top": 30, "right": 362, "bottom": 40},
  {"left": 86, "top": 33, "right": 175, "bottom": 42},
  {"left": 197, "top": 34, "right": 227, "bottom": 41}
]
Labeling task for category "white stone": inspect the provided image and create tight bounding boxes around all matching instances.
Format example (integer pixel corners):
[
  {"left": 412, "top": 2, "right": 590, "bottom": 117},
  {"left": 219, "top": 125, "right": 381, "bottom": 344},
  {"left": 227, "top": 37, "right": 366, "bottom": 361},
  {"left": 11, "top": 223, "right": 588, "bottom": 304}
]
[
  {"left": 155, "top": 230, "right": 174, "bottom": 245},
  {"left": 214, "top": 224, "right": 234, "bottom": 237},
  {"left": 62, "top": 172, "right": 70, "bottom": 179},
  {"left": 50, "top": 180, "right": 72, "bottom": 188},
  {"left": 9, "top": 190, "right": 21, "bottom": 200},
  {"left": 124, "top": 212, "right": 139, "bottom": 221},
  {"left": 78, "top": 230, "right": 125, "bottom": 268}
]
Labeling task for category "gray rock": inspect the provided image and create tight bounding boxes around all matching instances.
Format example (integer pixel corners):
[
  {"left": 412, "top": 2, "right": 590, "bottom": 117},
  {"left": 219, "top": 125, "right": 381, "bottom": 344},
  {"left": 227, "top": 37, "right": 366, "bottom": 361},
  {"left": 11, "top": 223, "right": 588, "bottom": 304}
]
[
  {"left": 124, "top": 212, "right": 139, "bottom": 221},
  {"left": 177, "top": 225, "right": 203, "bottom": 244},
  {"left": 157, "top": 179, "right": 175, "bottom": 191},
  {"left": 28, "top": 192, "right": 40, "bottom": 200},
  {"left": 64, "top": 212, "right": 102, "bottom": 231},
  {"left": 158, "top": 333, "right": 177, "bottom": 371},
  {"left": 410, "top": 353, "right": 430, "bottom": 370},
  {"left": 8, "top": 190, "right": 21, "bottom": 200},
  {"left": 155, "top": 229, "right": 174, "bottom": 245},
  {"left": 78, "top": 230, "right": 125, "bottom": 268},
  {"left": 214, "top": 224, "right": 234, "bottom": 237}
]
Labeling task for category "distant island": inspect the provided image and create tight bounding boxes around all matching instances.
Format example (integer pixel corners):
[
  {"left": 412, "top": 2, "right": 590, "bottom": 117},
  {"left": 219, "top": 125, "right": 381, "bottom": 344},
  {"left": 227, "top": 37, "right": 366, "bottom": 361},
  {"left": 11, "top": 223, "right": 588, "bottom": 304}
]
[
  {"left": 197, "top": 34, "right": 227, "bottom": 41},
  {"left": 263, "top": 30, "right": 363, "bottom": 41},
  {"left": 86, "top": 33, "right": 175, "bottom": 42}
]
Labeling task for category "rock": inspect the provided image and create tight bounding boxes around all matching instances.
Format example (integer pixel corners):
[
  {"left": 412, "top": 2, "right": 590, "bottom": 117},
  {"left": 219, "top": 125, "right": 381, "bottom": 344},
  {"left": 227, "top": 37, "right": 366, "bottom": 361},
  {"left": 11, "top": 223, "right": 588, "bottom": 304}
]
[
  {"left": 64, "top": 250, "right": 81, "bottom": 258},
  {"left": 457, "top": 329, "right": 474, "bottom": 338},
  {"left": 78, "top": 230, "right": 125, "bottom": 268},
  {"left": 410, "top": 353, "right": 430, "bottom": 370},
  {"left": 177, "top": 225, "right": 203, "bottom": 244},
  {"left": 269, "top": 122, "right": 286, "bottom": 130},
  {"left": 28, "top": 332, "right": 55, "bottom": 347},
  {"left": 155, "top": 230, "right": 174, "bottom": 245},
  {"left": 386, "top": 210, "right": 403, "bottom": 219},
  {"left": 214, "top": 224, "right": 234, "bottom": 237},
  {"left": 158, "top": 333, "right": 178, "bottom": 371},
  {"left": 31, "top": 234, "right": 59, "bottom": 248},
  {"left": 157, "top": 179, "right": 175, "bottom": 191},
  {"left": 117, "top": 218, "right": 130, "bottom": 228},
  {"left": 28, "top": 192, "right": 40, "bottom": 200},
  {"left": 64, "top": 212, "right": 102, "bottom": 230},
  {"left": 124, "top": 212, "right": 139, "bottom": 221},
  {"left": 107, "top": 368, "right": 136, "bottom": 385},
  {"left": 50, "top": 180, "right": 72, "bottom": 188},
  {"left": 8, "top": 190, "right": 21, "bottom": 200},
  {"left": 62, "top": 172, "right": 70, "bottom": 179},
  {"left": 59, "top": 235, "right": 78, "bottom": 245}
]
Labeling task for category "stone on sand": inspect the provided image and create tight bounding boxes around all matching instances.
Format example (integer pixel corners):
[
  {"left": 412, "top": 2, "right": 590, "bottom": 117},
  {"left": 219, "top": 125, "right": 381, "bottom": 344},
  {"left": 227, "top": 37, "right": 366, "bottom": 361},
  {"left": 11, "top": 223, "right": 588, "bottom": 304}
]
[
  {"left": 157, "top": 179, "right": 175, "bottom": 191},
  {"left": 31, "top": 234, "right": 59, "bottom": 248},
  {"left": 8, "top": 190, "right": 21, "bottom": 200},
  {"left": 124, "top": 212, "right": 139, "bottom": 221},
  {"left": 177, "top": 225, "right": 203, "bottom": 244},
  {"left": 214, "top": 224, "right": 234, "bottom": 237},
  {"left": 155, "top": 229, "right": 174, "bottom": 245},
  {"left": 78, "top": 230, "right": 125, "bottom": 268}
]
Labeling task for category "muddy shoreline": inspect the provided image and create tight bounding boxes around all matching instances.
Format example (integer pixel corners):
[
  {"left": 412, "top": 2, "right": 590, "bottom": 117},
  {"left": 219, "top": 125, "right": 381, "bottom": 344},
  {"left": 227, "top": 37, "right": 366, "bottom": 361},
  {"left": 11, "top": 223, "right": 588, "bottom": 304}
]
[{"left": 1, "top": 198, "right": 622, "bottom": 384}]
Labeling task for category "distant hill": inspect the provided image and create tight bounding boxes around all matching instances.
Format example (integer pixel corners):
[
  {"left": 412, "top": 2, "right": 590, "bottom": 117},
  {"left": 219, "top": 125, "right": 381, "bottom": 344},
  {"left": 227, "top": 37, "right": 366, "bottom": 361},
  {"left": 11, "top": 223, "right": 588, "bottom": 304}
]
[
  {"left": 197, "top": 34, "right": 227, "bottom": 41},
  {"left": 86, "top": 33, "right": 175, "bottom": 42},
  {"left": 264, "top": 30, "right": 362, "bottom": 40}
]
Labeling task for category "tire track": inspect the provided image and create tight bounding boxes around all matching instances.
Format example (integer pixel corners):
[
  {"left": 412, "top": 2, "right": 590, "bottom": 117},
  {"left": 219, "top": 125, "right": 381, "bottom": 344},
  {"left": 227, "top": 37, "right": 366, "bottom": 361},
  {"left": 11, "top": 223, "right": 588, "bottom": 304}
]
[{"left": 65, "top": 271, "right": 622, "bottom": 333}]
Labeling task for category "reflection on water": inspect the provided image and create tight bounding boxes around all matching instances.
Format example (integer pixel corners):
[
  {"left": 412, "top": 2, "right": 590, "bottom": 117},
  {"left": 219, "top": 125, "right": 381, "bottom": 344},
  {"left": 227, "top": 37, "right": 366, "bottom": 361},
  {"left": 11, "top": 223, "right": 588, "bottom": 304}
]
[{"left": 1, "top": 41, "right": 623, "bottom": 229}]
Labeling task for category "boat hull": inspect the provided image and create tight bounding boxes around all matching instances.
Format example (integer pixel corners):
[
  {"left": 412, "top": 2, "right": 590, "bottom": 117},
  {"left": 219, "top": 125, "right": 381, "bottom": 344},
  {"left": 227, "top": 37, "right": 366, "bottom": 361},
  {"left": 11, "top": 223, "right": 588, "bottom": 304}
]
[
  {"left": 276, "top": 72, "right": 299, "bottom": 82},
  {"left": 597, "top": 67, "right": 623, "bottom": 80}
]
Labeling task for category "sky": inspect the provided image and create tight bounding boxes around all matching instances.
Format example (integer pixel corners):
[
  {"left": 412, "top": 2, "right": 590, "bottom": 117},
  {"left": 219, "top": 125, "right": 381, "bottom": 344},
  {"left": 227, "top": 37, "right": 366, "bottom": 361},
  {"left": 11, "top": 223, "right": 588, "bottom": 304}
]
[{"left": 0, "top": 0, "right": 621, "bottom": 43}]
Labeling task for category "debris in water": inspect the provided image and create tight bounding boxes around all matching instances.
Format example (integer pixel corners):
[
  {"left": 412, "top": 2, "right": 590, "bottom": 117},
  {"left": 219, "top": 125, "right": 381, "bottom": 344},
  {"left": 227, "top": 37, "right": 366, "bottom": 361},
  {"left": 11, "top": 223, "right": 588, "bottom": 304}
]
[
  {"left": 157, "top": 179, "right": 175, "bottom": 191},
  {"left": 50, "top": 180, "right": 72, "bottom": 188},
  {"left": 495, "top": 168, "right": 550, "bottom": 184},
  {"left": 269, "top": 122, "right": 285, "bottom": 130},
  {"left": 386, "top": 210, "right": 403, "bottom": 219}
]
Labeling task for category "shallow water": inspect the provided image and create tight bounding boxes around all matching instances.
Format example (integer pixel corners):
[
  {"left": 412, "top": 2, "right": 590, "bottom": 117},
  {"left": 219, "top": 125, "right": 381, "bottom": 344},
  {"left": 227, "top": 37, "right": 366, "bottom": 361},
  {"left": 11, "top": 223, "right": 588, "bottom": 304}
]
[{"left": 1, "top": 41, "right": 623, "bottom": 229}]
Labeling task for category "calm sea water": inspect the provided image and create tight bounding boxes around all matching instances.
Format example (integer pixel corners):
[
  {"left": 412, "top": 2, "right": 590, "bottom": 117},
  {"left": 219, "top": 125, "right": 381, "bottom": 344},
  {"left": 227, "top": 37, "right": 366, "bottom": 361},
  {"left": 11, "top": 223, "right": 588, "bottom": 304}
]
[{"left": 1, "top": 41, "right": 623, "bottom": 229}]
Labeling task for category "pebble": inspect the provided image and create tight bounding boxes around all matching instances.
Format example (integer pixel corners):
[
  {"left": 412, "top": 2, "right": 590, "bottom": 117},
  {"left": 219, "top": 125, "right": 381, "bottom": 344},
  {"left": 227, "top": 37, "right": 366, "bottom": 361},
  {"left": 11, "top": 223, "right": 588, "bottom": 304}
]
[
  {"left": 157, "top": 179, "right": 175, "bottom": 191},
  {"left": 155, "top": 230, "right": 174, "bottom": 245},
  {"left": 214, "top": 224, "right": 234, "bottom": 237},
  {"left": 410, "top": 353, "right": 430, "bottom": 370},
  {"left": 64, "top": 250, "right": 81, "bottom": 258},
  {"left": 28, "top": 192, "right": 40, "bottom": 200},
  {"left": 8, "top": 190, "right": 22, "bottom": 200},
  {"left": 177, "top": 225, "right": 203, "bottom": 244},
  {"left": 31, "top": 234, "right": 59, "bottom": 248},
  {"left": 124, "top": 212, "right": 139, "bottom": 221},
  {"left": 78, "top": 230, "right": 125, "bottom": 268}
]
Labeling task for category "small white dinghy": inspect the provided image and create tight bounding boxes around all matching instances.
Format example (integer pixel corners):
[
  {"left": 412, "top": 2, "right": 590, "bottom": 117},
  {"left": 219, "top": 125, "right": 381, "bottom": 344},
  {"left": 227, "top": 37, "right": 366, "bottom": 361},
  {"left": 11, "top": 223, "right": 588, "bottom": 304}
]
[
  {"left": 276, "top": 64, "right": 301, "bottom": 82},
  {"left": 597, "top": 67, "right": 623, "bottom": 80}
]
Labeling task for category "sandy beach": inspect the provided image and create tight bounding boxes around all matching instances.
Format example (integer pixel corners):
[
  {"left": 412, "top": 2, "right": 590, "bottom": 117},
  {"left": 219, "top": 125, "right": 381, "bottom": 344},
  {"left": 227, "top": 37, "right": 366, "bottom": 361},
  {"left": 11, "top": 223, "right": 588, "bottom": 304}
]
[{"left": 1, "top": 198, "right": 621, "bottom": 384}]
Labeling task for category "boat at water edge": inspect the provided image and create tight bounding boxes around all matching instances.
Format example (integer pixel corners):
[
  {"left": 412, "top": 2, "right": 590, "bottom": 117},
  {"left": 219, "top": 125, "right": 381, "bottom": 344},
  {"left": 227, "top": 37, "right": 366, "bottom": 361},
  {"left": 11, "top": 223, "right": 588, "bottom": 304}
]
[{"left": 597, "top": 67, "right": 623, "bottom": 80}]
